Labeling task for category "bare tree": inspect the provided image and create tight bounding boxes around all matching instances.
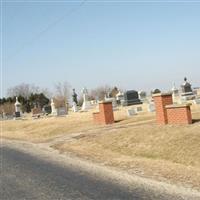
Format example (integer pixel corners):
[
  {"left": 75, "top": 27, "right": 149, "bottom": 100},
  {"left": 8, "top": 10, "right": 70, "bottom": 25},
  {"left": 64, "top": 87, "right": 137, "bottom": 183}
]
[
  {"left": 7, "top": 83, "right": 39, "bottom": 98},
  {"left": 0, "top": 103, "right": 15, "bottom": 115},
  {"left": 54, "top": 81, "right": 71, "bottom": 103},
  {"left": 90, "top": 85, "right": 112, "bottom": 101}
]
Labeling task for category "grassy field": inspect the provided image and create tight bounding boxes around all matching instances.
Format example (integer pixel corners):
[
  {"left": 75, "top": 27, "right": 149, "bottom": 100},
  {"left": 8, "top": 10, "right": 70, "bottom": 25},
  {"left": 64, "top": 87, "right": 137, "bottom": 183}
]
[{"left": 2, "top": 104, "right": 200, "bottom": 190}]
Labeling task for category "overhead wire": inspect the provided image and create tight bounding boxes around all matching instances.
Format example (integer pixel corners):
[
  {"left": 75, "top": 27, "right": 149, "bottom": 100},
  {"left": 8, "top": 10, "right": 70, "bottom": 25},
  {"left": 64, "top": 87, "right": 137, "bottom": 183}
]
[{"left": 6, "top": 0, "right": 87, "bottom": 61}]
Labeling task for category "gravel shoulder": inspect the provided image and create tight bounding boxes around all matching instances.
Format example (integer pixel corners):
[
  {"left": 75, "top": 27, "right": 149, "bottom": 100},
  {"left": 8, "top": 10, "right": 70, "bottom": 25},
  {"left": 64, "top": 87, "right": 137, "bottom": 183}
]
[{"left": 2, "top": 139, "right": 200, "bottom": 200}]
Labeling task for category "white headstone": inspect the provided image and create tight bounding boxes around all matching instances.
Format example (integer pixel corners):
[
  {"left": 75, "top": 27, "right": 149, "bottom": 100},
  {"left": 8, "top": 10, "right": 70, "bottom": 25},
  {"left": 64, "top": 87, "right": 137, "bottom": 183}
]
[
  {"left": 194, "top": 98, "right": 200, "bottom": 105},
  {"left": 15, "top": 97, "right": 21, "bottom": 113},
  {"left": 51, "top": 99, "right": 57, "bottom": 116},
  {"left": 81, "top": 87, "right": 91, "bottom": 111},
  {"left": 72, "top": 102, "right": 78, "bottom": 112},
  {"left": 148, "top": 103, "right": 155, "bottom": 112},
  {"left": 127, "top": 108, "right": 137, "bottom": 116}
]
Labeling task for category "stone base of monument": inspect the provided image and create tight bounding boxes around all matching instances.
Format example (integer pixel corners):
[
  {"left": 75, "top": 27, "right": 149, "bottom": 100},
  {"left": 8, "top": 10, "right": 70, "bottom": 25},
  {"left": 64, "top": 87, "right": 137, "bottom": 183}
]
[
  {"left": 14, "top": 112, "right": 22, "bottom": 120},
  {"left": 193, "top": 98, "right": 200, "bottom": 104},
  {"left": 181, "top": 92, "right": 195, "bottom": 101},
  {"left": 127, "top": 108, "right": 137, "bottom": 117},
  {"left": 15, "top": 111, "right": 21, "bottom": 118},
  {"left": 81, "top": 101, "right": 91, "bottom": 111}
]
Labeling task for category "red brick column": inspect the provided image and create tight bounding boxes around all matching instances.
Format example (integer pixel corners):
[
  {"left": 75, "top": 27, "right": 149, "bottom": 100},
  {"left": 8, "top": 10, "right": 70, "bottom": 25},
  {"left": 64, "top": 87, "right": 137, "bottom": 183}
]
[
  {"left": 166, "top": 104, "right": 192, "bottom": 124},
  {"left": 153, "top": 93, "right": 173, "bottom": 124},
  {"left": 93, "top": 101, "right": 114, "bottom": 125}
]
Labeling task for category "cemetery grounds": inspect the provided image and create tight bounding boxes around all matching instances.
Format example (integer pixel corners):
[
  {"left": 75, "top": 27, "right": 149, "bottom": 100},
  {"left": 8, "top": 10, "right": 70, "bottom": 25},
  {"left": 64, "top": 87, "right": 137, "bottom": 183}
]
[{"left": 2, "top": 103, "right": 200, "bottom": 192}]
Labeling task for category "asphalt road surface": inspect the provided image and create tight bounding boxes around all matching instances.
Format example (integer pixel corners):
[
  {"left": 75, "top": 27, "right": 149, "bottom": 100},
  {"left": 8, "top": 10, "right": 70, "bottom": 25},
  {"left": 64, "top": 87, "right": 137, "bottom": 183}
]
[{"left": 0, "top": 146, "right": 193, "bottom": 200}]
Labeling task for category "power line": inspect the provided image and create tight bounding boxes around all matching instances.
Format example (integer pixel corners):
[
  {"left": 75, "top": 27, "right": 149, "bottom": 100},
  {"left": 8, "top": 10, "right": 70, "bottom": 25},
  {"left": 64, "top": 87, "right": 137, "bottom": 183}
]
[{"left": 7, "top": 0, "right": 87, "bottom": 61}]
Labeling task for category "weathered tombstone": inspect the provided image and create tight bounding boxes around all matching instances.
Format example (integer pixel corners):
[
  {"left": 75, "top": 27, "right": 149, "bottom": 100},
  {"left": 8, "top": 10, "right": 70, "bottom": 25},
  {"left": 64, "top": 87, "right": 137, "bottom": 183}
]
[
  {"left": 14, "top": 97, "right": 21, "bottom": 118},
  {"left": 136, "top": 106, "right": 143, "bottom": 112},
  {"left": 57, "top": 107, "right": 68, "bottom": 116},
  {"left": 127, "top": 108, "right": 137, "bottom": 116},
  {"left": 81, "top": 87, "right": 91, "bottom": 111},
  {"left": 122, "top": 90, "right": 142, "bottom": 106},
  {"left": 43, "top": 105, "right": 52, "bottom": 114},
  {"left": 138, "top": 91, "right": 147, "bottom": 101},
  {"left": 148, "top": 103, "right": 155, "bottom": 112},
  {"left": 72, "top": 102, "right": 78, "bottom": 112},
  {"left": 194, "top": 98, "right": 200, "bottom": 105},
  {"left": 171, "top": 83, "right": 179, "bottom": 97},
  {"left": 116, "top": 91, "right": 124, "bottom": 105},
  {"left": 181, "top": 77, "right": 195, "bottom": 100}
]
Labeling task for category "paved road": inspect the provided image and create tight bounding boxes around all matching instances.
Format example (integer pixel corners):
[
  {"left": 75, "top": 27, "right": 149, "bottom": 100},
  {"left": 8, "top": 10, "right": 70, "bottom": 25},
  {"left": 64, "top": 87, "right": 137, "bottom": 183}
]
[{"left": 0, "top": 146, "right": 189, "bottom": 200}]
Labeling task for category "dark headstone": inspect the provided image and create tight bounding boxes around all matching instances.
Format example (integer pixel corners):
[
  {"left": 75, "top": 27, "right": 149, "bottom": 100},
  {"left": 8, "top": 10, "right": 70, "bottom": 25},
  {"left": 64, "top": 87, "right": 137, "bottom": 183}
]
[
  {"left": 181, "top": 77, "right": 193, "bottom": 93},
  {"left": 43, "top": 105, "right": 52, "bottom": 114},
  {"left": 123, "top": 90, "right": 142, "bottom": 106},
  {"left": 181, "top": 77, "right": 195, "bottom": 100},
  {"left": 15, "top": 111, "right": 20, "bottom": 118},
  {"left": 72, "top": 89, "right": 78, "bottom": 105}
]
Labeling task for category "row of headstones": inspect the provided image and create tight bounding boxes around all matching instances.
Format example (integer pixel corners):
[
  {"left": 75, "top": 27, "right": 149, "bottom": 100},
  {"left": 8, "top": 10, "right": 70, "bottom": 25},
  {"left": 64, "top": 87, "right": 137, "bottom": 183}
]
[
  {"left": 10, "top": 80, "right": 200, "bottom": 119},
  {"left": 127, "top": 103, "right": 156, "bottom": 116}
]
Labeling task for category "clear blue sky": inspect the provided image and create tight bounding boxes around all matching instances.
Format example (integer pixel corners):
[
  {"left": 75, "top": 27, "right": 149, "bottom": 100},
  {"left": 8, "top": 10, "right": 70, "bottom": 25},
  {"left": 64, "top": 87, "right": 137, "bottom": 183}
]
[{"left": 2, "top": 0, "right": 200, "bottom": 97}]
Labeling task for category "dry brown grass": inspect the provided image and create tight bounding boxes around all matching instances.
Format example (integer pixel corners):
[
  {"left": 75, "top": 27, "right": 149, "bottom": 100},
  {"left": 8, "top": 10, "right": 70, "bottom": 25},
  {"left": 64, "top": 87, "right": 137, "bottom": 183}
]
[
  {"left": 2, "top": 111, "right": 98, "bottom": 142},
  {"left": 2, "top": 104, "right": 200, "bottom": 189}
]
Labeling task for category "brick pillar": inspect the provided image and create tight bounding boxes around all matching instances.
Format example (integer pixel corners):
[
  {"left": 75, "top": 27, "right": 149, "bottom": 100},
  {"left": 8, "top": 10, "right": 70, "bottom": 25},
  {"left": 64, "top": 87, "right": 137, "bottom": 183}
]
[
  {"left": 99, "top": 102, "right": 114, "bottom": 124},
  {"left": 153, "top": 93, "right": 173, "bottom": 124}
]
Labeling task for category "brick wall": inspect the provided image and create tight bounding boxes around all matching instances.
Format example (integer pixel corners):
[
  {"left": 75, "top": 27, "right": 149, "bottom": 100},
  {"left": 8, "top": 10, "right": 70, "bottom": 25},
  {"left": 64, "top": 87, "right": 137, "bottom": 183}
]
[
  {"left": 153, "top": 93, "right": 192, "bottom": 125},
  {"left": 153, "top": 93, "right": 173, "bottom": 124},
  {"left": 93, "top": 102, "right": 114, "bottom": 125},
  {"left": 166, "top": 105, "right": 192, "bottom": 124}
]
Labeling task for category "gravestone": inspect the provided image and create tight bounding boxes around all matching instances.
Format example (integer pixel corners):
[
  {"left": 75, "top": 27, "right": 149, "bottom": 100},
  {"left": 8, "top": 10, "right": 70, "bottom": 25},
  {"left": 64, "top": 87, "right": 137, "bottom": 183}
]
[
  {"left": 122, "top": 90, "right": 142, "bottom": 106},
  {"left": 194, "top": 98, "right": 200, "bottom": 105},
  {"left": 138, "top": 91, "right": 147, "bottom": 101},
  {"left": 57, "top": 107, "right": 68, "bottom": 116},
  {"left": 127, "top": 108, "right": 137, "bottom": 116},
  {"left": 171, "top": 83, "right": 179, "bottom": 97},
  {"left": 72, "top": 102, "right": 78, "bottom": 112},
  {"left": 15, "top": 111, "right": 21, "bottom": 118},
  {"left": 43, "top": 105, "right": 52, "bottom": 114},
  {"left": 181, "top": 77, "right": 195, "bottom": 100},
  {"left": 116, "top": 91, "right": 124, "bottom": 105},
  {"left": 136, "top": 106, "right": 143, "bottom": 112},
  {"left": 51, "top": 99, "right": 57, "bottom": 116},
  {"left": 14, "top": 97, "right": 21, "bottom": 118},
  {"left": 148, "top": 103, "right": 155, "bottom": 112},
  {"left": 81, "top": 87, "right": 91, "bottom": 111}
]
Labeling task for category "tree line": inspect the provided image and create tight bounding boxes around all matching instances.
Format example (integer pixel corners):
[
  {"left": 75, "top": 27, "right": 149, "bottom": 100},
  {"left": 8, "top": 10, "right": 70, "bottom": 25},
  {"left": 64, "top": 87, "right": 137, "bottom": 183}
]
[{"left": 1, "top": 82, "right": 120, "bottom": 113}]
